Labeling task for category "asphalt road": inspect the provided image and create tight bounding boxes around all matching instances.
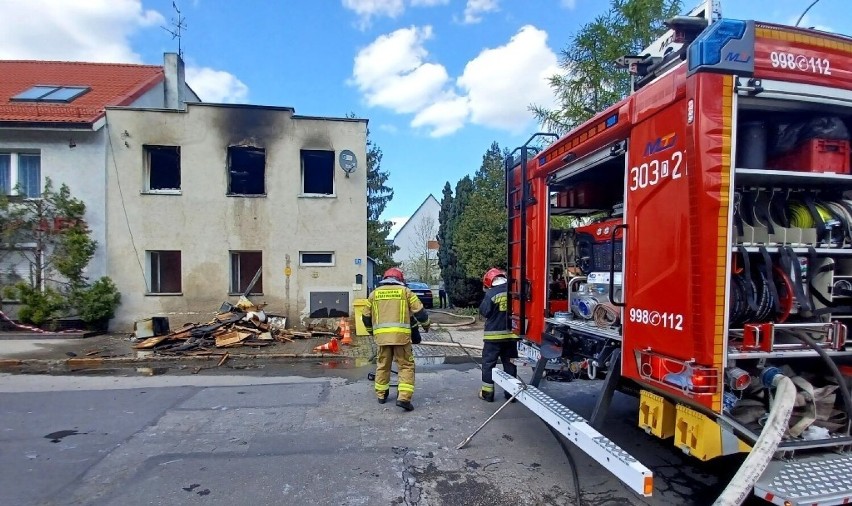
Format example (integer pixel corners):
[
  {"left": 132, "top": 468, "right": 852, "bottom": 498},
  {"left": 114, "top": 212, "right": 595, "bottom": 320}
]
[{"left": 0, "top": 363, "right": 752, "bottom": 506}]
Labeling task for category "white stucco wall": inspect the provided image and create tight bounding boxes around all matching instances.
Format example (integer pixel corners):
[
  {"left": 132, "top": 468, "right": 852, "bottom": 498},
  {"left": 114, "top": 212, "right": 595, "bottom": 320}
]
[
  {"left": 392, "top": 195, "right": 440, "bottom": 267},
  {"left": 0, "top": 128, "right": 109, "bottom": 280},
  {"left": 104, "top": 104, "right": 368, "bottom": 330}
]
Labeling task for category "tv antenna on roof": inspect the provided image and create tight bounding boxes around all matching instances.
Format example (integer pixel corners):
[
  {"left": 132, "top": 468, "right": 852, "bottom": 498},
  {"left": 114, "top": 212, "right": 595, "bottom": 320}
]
[{"left": 162, "top": 2, "right": 188, "bottom": 58}]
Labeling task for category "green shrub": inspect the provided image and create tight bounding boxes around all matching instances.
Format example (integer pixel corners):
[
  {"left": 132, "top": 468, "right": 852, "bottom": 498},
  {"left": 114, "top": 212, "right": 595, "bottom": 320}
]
[
  {"left": 74, "top": 277, "right": 121, "bottom": 324},
  {"left": 4, "top": 283, "right": 66, "bottom": 325}
]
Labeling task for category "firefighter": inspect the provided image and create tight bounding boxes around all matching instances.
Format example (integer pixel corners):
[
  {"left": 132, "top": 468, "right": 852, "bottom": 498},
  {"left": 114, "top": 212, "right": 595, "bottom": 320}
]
[
  {"left": 362, "top": 267, "right": 431, "bottom": 411},
  {"left": 479, "top": 267, "right": 518, "bottom": 402}
]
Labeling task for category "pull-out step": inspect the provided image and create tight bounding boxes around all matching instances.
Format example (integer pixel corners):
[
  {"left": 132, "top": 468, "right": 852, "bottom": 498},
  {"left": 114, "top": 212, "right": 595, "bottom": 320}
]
[
  {"left": 493, "top": 369, "right": 653, "bottom": 497},
  {"left": 754, "top": 453, "right": 852, "bottom": 506}
]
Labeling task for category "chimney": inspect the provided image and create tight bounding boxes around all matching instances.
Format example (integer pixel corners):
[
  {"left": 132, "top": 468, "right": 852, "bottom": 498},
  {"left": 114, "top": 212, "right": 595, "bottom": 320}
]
[{"left": 163, "top": 52, "right": 186, "bottom": 110}]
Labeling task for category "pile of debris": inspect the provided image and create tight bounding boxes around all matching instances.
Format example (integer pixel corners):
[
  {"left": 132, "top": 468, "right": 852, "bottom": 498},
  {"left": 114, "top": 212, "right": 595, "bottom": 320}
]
[{"left": 134, "top": 297, "right": 336, "bottom": 355}]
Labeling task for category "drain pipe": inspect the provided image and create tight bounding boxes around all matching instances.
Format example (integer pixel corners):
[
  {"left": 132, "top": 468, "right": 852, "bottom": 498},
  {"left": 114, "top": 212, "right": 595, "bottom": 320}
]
[{"left": 712, "top": 369, "right": 797, "bottom": 506}]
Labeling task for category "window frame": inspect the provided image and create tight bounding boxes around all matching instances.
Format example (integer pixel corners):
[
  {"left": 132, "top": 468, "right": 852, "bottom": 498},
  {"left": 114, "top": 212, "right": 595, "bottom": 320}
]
[
  {"left": 299, "top": 251, "right": 335, "bottom": 267},
  {"left": 11, "top": 85, "right": 90, "bottom": 103},
  {"left": 0, "top": 151, "right": 41, "bottom": 198},
  {"left": 146, "top": 250, "right": 182, "bottom": 295},
  {"left": 143, "top": 145, "right": 182, "bottom": 194},
  {"left": 227, "top": 146, "right": 266, "bottom": 197},
  {"left": 229, "top": 250, "right": 263, "bottom": 295},
  {"left": 300, "top": 149, "right": 336, "bottom": 197}
]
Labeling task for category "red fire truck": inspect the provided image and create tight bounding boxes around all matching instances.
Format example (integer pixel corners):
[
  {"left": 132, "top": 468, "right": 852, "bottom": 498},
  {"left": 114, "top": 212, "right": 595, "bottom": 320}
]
[{"left": 494, "top": 1, "right": 852, "bottom": 504}]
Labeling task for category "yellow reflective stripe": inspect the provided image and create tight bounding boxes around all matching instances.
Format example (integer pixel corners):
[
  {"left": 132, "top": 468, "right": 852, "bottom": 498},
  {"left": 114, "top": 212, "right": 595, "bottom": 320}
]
[
  {"left": 397, "top": 382, "right": 415, "bottom": 393},
  {"left": 374, "top": 322, "right": 410, "bottom": 329},
  {"left": 408, "top": 295, "right": 420, "bottom": 306},
  {"left": 481, "top": 384, "right": 494, "bottom": 392},
  {"left": 374, "top": 327, "right": 411, "bottom": 335},
  {"left": 493, "top": 292, "right": 507, "bottom": 311},
  {"left": 483, "top": 333, "right": 516, "bottom": 340},
  {"left": 375, "top": 382, "right": 390, "bottom": 391}
]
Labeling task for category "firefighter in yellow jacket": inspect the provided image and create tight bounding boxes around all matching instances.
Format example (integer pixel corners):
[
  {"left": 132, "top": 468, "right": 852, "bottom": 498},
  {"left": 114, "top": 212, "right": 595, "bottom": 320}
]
[{"left": 362, "top": 267, "right": 431, "bottom": 411}]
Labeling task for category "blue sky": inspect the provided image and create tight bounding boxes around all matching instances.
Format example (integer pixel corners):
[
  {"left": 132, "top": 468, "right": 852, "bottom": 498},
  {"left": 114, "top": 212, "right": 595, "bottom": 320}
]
[{"left": 1, "top": 0, "right": 849, "bottom": 236}]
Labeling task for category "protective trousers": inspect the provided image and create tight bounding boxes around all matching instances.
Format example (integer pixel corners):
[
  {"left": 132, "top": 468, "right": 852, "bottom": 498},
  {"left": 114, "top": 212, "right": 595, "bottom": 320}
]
[
  {"left": 375, "top": 344, "right": 415, "bottom": 402},
  {"left": 481, "top": 340, "right": 518, "bottom": 391}
]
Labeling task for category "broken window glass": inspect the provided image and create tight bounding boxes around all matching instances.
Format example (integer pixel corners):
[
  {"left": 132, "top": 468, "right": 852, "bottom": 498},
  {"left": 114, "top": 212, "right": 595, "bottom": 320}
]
[
  {"left": 309, "top": 291, "right": 350, "bottom": 318},
  {"left": 228, "top": 146, "right": 265, "bottom": 195},
  {"left": 145, "top": 145, "right": 181, "bottom": 191},
  {"left": 149, "top": 250, "right": 181, "bottom": 293},
  {"left": 301, "top": 150, "right": 334, "bottom": 195},
  {"left": 230, "top": 251, "right": 263, "bottom": 294}
]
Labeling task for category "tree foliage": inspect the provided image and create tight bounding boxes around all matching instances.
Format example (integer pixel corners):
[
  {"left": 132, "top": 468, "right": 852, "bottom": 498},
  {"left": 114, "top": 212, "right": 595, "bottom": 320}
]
[
  {"left": 437, "top": 177, "right": 482, "bottom": 307},
  {"left": 0, "top": 178, "right": 120, "bottom": 326},
  {"left": 365, "top": 128, "right": 399, "bottom": 270},
  {"left": 532, "top": 0, "right": 682, "bottom": 133},
  {"left": 454, "top": 142, "right": 508, "bottom": 277}
]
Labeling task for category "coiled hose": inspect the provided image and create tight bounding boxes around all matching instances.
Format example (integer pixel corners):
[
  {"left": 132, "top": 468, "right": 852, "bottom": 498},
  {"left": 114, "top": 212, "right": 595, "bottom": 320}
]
[
  {"left": 712, "top": 375, "right": 797, "bottom": 506},
  {"left": 592, "top": 302, "right": 620, "bottom": 328}
]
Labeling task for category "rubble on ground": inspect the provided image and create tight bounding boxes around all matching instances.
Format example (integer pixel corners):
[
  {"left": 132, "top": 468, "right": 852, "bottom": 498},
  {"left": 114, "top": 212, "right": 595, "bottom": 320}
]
[{"left": 133, "top": 297, "right": 339, "bottom": 355}]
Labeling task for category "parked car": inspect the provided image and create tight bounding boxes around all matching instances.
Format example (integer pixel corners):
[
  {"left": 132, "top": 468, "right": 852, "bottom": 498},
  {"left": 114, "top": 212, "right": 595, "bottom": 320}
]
[{"left": 406, "top": 282, "right": 434, "bottom": 309}]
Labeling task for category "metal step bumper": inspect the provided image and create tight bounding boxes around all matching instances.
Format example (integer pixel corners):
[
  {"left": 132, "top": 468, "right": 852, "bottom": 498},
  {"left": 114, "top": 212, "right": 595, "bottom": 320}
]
[
  {"left": 755, "top": 452, "right": 852, "bottom": 506},
  {"left": 493, "top": 369, "right": 653, "bottom": 497}
]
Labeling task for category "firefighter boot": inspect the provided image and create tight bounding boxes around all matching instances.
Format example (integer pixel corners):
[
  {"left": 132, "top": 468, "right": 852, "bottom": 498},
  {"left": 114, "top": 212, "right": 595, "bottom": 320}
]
[
  {"left": 479, "top": 388, "right": 495, "bottom": 402},
  {"left": 396, "top": 400, "right": 414, "bottom": 411},
  {"left": 377, "top": 391, "right": 389, "bottom": 404}
]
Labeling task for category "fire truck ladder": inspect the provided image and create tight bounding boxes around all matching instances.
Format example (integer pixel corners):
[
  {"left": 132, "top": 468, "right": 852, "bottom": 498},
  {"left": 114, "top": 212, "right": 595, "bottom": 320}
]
[{"left": 506, "top": 133, "right": 558, "bottom": 336}]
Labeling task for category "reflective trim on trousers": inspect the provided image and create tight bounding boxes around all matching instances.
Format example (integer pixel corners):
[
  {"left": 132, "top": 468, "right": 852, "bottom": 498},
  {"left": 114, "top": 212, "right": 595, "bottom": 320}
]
[
  {"left": 483, "top": 333, "right": 516, "bottom": 340},
  {"left": 397, "top": 382, "right": 415, "bottom": 393},
  {"left": 481, "top": 383, "right": 494, "bottom": 392},
  {"left": 375, "top": 382, "right": 390, "bottom": 392}
]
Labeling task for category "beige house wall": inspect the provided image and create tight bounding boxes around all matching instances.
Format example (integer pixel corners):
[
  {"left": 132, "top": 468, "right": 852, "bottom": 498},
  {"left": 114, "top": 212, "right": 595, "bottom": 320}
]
[{"left": 104, "top": 103, "right": 367, "bottom": 331}]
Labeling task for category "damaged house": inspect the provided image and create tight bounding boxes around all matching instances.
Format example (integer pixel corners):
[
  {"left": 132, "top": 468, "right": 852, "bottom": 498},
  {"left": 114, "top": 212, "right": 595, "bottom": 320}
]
[{"left": 104, "top": 101, "right": 368, "bottom": 330}]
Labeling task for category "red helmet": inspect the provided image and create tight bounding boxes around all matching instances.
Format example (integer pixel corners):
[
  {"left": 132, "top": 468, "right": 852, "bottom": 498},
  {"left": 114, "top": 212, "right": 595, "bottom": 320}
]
[
  {"left": 383, "top": 267, "right": 405, "bottom": 283},
  {"left": 483, "top": 268, "right": 507, "bottom": 289}
]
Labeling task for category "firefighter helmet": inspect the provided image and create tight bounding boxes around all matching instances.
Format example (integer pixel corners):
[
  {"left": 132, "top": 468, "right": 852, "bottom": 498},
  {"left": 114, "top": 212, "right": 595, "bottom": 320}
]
[
  {"left": 383, "top": 267, "right": 405, "bottom": 283},
  {"left": 483, "top": 268, "right": 507, "bottom": 288}
]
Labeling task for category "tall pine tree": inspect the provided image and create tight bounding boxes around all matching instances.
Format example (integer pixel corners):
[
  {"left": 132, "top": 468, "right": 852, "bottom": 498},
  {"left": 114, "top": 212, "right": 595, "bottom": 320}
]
[{"left": 366, "top": 129, "right": 398, "bottom": 270}]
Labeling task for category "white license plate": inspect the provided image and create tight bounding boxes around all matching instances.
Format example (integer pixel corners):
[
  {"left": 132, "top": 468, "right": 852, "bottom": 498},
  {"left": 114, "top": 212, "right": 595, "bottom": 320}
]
[{"left": 517, "top": 342, "right": 541, "bottom": 362}]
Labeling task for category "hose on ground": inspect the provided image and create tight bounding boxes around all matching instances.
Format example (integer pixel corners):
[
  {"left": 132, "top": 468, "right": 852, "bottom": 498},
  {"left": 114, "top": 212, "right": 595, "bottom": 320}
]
[
  {"left": 712, "top": 375, "right": 797, "bottom": 506},
  {"left": 545, "top": 422, "right": 583, "bottom": 506},
  {"left": 428, "top": 309, "right": 477, "bottom": 327}
]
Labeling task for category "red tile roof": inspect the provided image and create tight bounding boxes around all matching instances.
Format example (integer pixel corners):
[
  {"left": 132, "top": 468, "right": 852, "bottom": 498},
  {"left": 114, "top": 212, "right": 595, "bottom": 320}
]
[{"left": 0, "top": 60, "right": 164, "bottom": 126}]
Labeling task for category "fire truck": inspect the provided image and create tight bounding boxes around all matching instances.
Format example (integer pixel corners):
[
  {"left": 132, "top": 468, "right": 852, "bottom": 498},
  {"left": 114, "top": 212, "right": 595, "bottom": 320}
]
[{"left": 494, "top": 1, "right": 852, "bottom": 504}]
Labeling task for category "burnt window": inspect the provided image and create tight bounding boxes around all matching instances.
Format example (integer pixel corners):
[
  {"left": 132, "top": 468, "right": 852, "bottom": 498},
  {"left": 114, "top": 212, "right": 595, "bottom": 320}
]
[
  {"left": 228, "top": 146, "right": 265, "bottom": 195},
  {"left": 301, "top": 150, "right": 334, "bottom": 195},
  {"left": 144, "top": 145, "right": 181, "bottom": 192},
  {"left": 148, "top": 250, "right": 181, "bottom": 294},
  {"left": 230, "top": 251, "right": 263, "bottom": 294},
  {"left": 309, "top": 291, "right": 350, "bottom": 318}
]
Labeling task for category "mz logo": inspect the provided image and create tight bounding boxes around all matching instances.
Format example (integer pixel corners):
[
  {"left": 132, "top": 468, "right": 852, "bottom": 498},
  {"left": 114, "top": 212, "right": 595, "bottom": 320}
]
[
  {"left": 644, "top": 133, "right": 677, "bottom": 156},
  {"left": 725, "top": 52, "right": 752, "bottom": 63}
]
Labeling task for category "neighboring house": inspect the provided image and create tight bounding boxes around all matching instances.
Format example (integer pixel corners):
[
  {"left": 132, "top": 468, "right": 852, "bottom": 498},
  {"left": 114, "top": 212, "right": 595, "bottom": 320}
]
[
  {"left": 392, "top": 194, "right": 440, "bottom": 282},
  {"left": 104, "top": 103, "right": 368, "bottom": 330},
  {"left": 0, "top": 53, "right": 198, "bottom": 300}
]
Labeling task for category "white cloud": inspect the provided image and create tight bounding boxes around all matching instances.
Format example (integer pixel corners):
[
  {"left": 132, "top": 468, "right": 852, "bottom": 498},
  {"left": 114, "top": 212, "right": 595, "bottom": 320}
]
[
  {"left": 411, "top": 0, "right": 450, "bottom": 6},
  {"left": 459, "top": 25, "right": 559, "bottom": 130},
  {"left": 379, "top": 124, "right": 400, "bottom": 133},
  {"left": 352, "top": 24, "right": 558, "bottom": 137},
  {"left": 342, "top": 0, "right": 405, "bottom": 29},
  {"left": 352, "top": 26, "right": 449, "bottom": 113},
  {"left": 560, "top": 0, "right": 577, "bottom": 9},
  {"left": 0, "top": 0, "right": 164, "bottom": 63},
  {"left": 185, "top": 67, "right": 249, "bottom": 103},
  {"left": 463, "top": 0, "right": 499, "bottom": 24}
]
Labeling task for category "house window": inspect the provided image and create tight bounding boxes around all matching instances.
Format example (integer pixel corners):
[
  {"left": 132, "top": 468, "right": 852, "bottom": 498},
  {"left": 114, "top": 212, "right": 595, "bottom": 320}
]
[
  {"left": 228, "top": 146, "right": 265, "bottom": 195},
  {"left": 309, "top": 291, "right": 350, "bottom": 318},
  {"left": 230, "top": 251, "right": 263, "bottom": 294},
  {"left": 148, "top": 250, "right": 182, "bottom": 294},
  {"left": 0, "top": 249, "right": 35, "bottom": 294},
  {"left": 144, "top": 145, "right": 181, "bottom": 192},
  {"left": 11, "top": 85, "right": 90, "bottom": 103},
  {"left": 300, "top": 251, "right": 334, "bottom": 266},
  {"left": 0, "top": 152, "right": 41, "bottom": 197},
  {"left": 301, "top": 150, "right": 334, "bottom": 195}
]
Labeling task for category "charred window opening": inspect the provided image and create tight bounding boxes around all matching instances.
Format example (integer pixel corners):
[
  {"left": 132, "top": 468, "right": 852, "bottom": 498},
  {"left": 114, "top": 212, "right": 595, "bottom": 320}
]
[
  {"left": 301, "top": 150, "right": 334, "bottom": 195},
  {"left": 148, "top": 250, "right": 182, "bottom": 294},
  {"left": 230, "top": 251, "right": 263, "bottom": 294},
  {"left": 144, "top": 145, "right": 181, "bottom": 192},
  {"left": 228, "top": 146, "right": 265, "bottom": 195},
  {"left": 309, "top": 291, "right": 350, "bottom": 318}
]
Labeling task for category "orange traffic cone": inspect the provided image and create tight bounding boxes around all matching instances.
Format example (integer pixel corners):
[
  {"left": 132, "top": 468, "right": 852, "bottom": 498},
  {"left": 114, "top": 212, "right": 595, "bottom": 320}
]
[
  {"left": 340, "top": 318, "right": 353, "bottom": 345},
  {"left": 313, "top": 338, "right": 340, "bottom": 354}
]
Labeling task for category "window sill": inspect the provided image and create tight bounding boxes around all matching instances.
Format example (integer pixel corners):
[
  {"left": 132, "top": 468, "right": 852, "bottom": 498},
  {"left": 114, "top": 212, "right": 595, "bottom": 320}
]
[
  {"left": 145, "top": 292, "right": 183, "bottom": 296},
  {"left": 227, "top": 193, "right": 267, "bottom": 198},
  {"left": 298, "top": 193, "right": 336, "bottom": 198},
  {"left": 228, "top": 292, "right": 263, "bottom": 297},
  {"left": 141, "top": 190, "right": 182, "bottom": 196},
  {"left": 299, "top": 264, "right": 335, "bottom": 267}
]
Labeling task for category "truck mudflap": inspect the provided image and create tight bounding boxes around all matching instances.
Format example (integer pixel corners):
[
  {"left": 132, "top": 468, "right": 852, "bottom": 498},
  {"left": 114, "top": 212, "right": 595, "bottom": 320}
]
[
  {"left": 493, "top": 369, "right": 653, "bottom": 497},
  {"left": 754, "top": 453, "right": 852, "bottom": 506}
]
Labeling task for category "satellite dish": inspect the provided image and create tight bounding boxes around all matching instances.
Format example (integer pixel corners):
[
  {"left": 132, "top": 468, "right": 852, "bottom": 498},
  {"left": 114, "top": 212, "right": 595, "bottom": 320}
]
[{"left": 339, "top": 149, "right": 357, "bottom": 176}]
